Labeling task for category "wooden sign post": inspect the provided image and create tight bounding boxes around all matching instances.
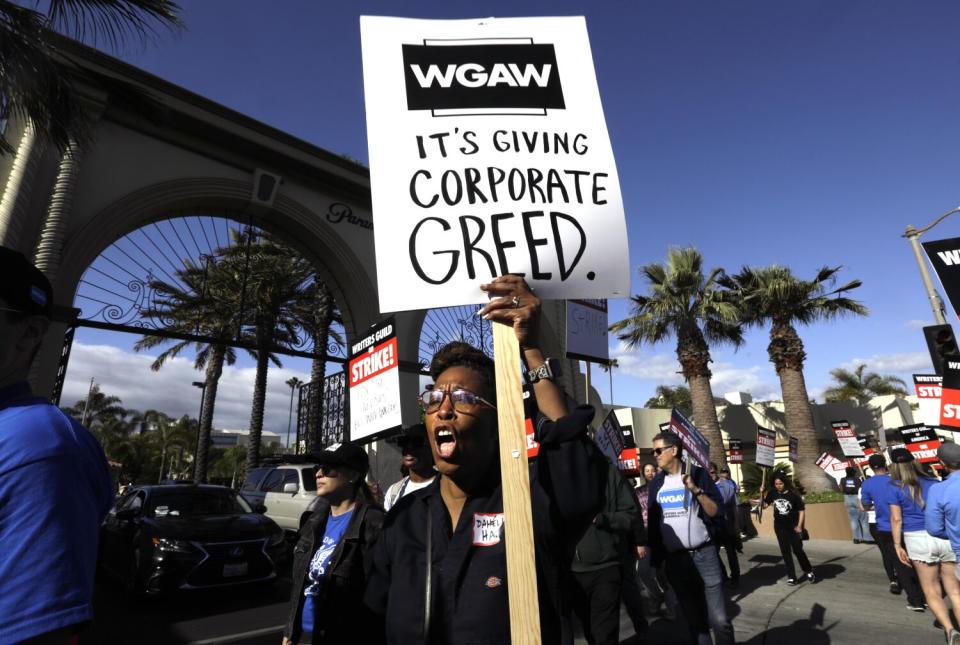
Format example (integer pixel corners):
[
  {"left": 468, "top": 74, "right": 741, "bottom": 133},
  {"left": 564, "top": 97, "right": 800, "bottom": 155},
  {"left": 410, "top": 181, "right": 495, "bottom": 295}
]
[{"left": 492, "top": 324, "right": 542, "bottom": 644}]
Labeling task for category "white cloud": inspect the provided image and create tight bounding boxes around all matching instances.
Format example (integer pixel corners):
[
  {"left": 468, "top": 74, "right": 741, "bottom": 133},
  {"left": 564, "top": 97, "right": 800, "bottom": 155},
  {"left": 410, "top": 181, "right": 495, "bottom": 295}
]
[
  {"left": 842, "top": 352, "right": 930, "bottom": 373},
  {"left": 61, "top": 342, "right": 314, "bottom": 440},
  {"left": 904, "top": 319, "right": 933, "bottom": 329},
  {"left": 609, "top": 341, "right": 780, "bottom": 400}
]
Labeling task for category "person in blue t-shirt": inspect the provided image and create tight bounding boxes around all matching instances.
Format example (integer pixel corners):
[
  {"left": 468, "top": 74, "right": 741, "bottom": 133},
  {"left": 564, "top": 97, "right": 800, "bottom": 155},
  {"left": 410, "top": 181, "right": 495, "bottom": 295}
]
[
  {"left": 888, "top": 448, "right": 960, "bottom": 643},
  {"left": 859, "top": 452, "right": 920, "bottom": 603},
  {"left": 0, "top": 248, "right": 114, "bottom": 644},
  {"left": 283, "top": 442, "right": 385, "bottom": 645}
]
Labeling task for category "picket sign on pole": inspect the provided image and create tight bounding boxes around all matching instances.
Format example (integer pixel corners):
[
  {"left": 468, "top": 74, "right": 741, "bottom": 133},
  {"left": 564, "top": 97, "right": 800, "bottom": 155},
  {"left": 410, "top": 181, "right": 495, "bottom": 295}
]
[{"left": 492, "top": 324, "right": 541, "bottom": 644}]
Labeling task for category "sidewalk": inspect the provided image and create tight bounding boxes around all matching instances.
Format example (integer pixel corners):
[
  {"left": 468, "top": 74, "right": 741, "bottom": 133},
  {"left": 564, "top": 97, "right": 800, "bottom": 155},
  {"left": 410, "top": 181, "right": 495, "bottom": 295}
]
[{"left": 604, "top": 537, "right": 950, "bottom": 644}]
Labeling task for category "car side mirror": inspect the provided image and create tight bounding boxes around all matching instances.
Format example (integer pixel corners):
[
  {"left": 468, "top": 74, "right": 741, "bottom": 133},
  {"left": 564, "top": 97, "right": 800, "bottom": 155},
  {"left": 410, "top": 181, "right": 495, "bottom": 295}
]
[
  {"left": 282, "top": 482, "right": 298, "bottom": 494},
  {"left": 116, "top": 508, "right": 139, "bottom": 521}
]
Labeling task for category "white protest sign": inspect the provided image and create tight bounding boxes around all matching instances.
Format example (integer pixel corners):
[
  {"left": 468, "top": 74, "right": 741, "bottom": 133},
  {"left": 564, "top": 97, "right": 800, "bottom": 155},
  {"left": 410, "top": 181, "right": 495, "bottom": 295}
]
[
  {"left": 565, "top": 299, "right": 609, "bottom": 362},
  {"left": 831, "top": 420, "right": 864, "bottom": 458},
  {"left": 595, "top": 409, "right": 625, "bottom": 465},
  {"left": 755, "top": 426, "right": 776, "bottom": 468},
  {"left": 348, "top": 318, "right": 402, "bottom": 441},
  {"left": 360, "top": 16, "right": 630, "bottom": 312}
]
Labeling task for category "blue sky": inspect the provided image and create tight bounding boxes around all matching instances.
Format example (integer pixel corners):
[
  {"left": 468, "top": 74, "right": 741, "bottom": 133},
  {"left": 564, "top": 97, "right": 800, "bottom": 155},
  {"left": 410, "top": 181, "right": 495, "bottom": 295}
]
[{"left": 63, "top": 1, "right": 960, "bottom": 430}]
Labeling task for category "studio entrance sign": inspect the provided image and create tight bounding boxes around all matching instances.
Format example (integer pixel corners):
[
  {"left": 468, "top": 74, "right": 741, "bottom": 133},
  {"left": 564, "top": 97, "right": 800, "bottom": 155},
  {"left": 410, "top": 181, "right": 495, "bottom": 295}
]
[{"left": 360, "top": 16, "right": 630, "bottom": 312}]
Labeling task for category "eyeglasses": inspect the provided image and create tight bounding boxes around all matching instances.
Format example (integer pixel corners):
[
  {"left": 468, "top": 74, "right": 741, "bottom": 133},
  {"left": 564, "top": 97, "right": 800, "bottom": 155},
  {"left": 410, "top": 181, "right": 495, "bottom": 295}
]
[
  {"left": 419, "top": 388, "right": 497, "bottom": 414},
  {"left": 651, "top": 446, "right": 675, "bottom": 457}
]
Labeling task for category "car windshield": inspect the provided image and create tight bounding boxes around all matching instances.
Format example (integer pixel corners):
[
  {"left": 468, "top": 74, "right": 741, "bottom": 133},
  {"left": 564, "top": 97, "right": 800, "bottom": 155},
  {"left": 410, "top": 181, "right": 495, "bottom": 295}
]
[{"left": 147, "top": 490, "right": 252, "bottom": 518}]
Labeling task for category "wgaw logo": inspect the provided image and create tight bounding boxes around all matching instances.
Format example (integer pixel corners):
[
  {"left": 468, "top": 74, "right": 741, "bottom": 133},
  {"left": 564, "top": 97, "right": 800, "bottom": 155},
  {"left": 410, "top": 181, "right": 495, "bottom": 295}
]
[{"left": 402, "top": 42, "right": 565, "bottom": 115}]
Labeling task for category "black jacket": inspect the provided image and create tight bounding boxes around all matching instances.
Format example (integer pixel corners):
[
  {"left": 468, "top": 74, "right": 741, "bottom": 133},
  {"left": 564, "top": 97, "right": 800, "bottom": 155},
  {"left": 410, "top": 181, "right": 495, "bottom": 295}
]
[
  {"left": 283, "top": 497, "right": 385, "bottom": 644},
  {"left": 646, "top": 465, "right": 724, "bottom": 566},
  {"left": 572, "top": 462, "right": 641, "bottom": 572},
  {"left": 363, "top": 406, "right": 605, "bottom": 644}
]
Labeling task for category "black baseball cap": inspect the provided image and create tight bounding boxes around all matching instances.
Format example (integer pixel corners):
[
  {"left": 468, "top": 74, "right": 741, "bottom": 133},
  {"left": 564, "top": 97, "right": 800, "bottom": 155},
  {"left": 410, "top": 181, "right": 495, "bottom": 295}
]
[
  {"left": 0, "top": 247, "right": 53, "bottom": 318},
  {"left": 937, "top": 442, "right": 960, "bottom": 468},
  {"left": 890, "top": 448, "right": 915, "bottom": 464},
  {"left": 867, "top": 454, "right": 887, "bottom": 470},
  {"left": 316, "top": 442, "right": 369, "bottom": 473}
]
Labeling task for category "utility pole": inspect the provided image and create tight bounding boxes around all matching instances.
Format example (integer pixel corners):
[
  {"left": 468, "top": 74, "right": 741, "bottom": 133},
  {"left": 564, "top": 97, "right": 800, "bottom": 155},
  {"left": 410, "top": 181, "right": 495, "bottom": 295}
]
[
  {"left": 905, "top": 224, "right": 948, "bottom": 325},
  {"left": 80, "top": 377, "right": 94, "bottom": 426}
]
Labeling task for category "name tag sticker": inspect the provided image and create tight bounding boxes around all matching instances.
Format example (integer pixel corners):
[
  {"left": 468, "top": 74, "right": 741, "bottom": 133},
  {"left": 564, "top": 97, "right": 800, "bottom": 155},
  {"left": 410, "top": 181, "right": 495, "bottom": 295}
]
[{"left": 472, "top": 513, "right": 504, "bottom": 547}]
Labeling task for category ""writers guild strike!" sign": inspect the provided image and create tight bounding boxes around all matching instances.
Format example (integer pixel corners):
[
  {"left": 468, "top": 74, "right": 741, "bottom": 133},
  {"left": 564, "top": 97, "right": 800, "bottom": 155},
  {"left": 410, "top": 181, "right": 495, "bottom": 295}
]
[
  {"left": 360, "top": 16, "right": 630, "bottom": 312},
  {"left": 348, "top": 318, "right": 402, "bottom": 442}
]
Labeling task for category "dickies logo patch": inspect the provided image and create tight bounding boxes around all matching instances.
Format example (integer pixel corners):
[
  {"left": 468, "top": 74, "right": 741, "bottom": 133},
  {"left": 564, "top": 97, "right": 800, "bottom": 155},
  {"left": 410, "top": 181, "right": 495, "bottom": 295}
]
[
  {"left": 472, "top": 512, "right": 505, "bottom": 546},
  {"left": 485, "top": 576, "right": 503, "bottom": 588}
]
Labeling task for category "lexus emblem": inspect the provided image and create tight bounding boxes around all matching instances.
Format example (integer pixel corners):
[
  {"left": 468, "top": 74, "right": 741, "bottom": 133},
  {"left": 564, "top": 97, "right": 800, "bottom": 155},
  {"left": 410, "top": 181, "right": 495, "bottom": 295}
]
[{"left": 229, "top": 546, "right": 244, "bottom": 558}]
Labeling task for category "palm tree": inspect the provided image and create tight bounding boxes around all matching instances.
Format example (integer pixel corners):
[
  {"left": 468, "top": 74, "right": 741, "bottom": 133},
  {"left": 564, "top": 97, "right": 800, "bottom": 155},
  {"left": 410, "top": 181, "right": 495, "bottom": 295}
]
[
  {"left": 219, "top": 229, "right": 313, "bottom": 471},
  {"left": 610, "top": 248, "right": 742, "bottom": 468},
  {"left": 135, "top": 256, "right": 242, "bottom": 483},
  {"left": 721, "top": 266, "right": 867, "bottom": 492},
  {"left": 300, "top": 279, "right": 344, "bottom": 452},
  {"left": 824, "top": 364, "right": 908, "bottom": 405},
  {"left": 599, "top": 358, "right": 619, "bottom": 403},
  {"left": 286, "top": 377, "right": 303, "bottom": 449},
  {"left": 644, "top": 384, "right": 694, "bottom": 418},
  {"left": 0, "top": 0, "right": 181, "bottom": 155},
  {"left": 64, "top": 383, "right": 125, "bottom": 429}
]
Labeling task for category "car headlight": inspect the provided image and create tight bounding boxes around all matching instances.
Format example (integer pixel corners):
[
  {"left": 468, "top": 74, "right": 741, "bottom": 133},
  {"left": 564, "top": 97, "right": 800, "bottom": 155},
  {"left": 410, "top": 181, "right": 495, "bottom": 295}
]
[
  {"left": 267, "top": 530, "right": 285, "bottom": 547},
  {"left": 152, "top": 537, "right": 194, "bottom": 553}
]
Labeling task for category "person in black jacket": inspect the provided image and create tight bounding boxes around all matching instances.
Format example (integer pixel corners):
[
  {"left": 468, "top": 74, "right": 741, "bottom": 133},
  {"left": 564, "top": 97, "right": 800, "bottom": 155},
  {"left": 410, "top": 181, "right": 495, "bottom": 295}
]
[
  {"left": 570, "top": 462, "right": 642, "bottom": 645},
  {"left": 646, "top": 432, "right": 734, "bottom": 645},
  {"left": 363, "top": 275, "right": 605, "bottom": 645},
  {"left": 282, "top": 442, "right": 385, "bottom": 645}
]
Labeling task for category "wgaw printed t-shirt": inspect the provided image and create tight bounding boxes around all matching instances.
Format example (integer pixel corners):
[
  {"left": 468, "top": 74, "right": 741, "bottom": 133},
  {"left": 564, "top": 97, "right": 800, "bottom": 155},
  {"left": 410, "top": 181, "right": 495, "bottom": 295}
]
[
  {"left": 656, "top": 473, "right": 710, "bottom": 551},
  {"left": 302, "top": 509, "right": 353, "bottom": 633}
]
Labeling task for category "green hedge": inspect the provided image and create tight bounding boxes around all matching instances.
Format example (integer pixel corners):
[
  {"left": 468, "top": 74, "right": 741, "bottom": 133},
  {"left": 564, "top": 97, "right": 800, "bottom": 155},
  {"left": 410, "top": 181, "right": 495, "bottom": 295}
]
[{"left": 802, "top": 491, "right": 843, "bottom": 505}]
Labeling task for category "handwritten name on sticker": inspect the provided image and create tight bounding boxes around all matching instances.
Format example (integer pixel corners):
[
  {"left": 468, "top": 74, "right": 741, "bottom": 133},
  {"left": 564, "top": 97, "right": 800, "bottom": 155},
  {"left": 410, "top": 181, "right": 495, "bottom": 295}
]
[{"left": 472, "top": 512, "right": 505, "bottom": 547}]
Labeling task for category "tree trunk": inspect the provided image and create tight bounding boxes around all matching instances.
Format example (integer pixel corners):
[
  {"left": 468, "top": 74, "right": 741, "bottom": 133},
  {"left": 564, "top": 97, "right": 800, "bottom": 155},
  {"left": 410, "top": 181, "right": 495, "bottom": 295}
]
[
  {"left": 676, "top": 329, "right": 728, "bottom": 470},
  {"left": 195, "top": 345, "right": 225, "bottom": 483},
  {"left": 246, "top": 323, "right": 271, "bottom": 471},
  {"left": 307, "top": 281, "right": 333, "bottom": 452},
  {"left": 769, "top": 322, "right": 833, "bottom": 493}
]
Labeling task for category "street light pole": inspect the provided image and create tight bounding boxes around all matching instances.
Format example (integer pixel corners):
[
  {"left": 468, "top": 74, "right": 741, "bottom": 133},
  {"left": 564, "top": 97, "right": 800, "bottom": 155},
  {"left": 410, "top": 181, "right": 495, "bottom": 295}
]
[
  {"left": 903, "top": 205, "right": 960, "bottom": 325},
  {"left": 904, "top": 224, "right": 948, "bottom": 325}
]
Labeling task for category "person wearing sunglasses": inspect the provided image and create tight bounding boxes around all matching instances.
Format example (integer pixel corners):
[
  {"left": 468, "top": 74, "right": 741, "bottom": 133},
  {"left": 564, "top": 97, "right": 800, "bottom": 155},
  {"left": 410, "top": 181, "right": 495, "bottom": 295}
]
[
  {"left": 282, "top": 442, "right": 385, "bottom": 645},
  {"left": 364, "top": 274, "right": 605, "bottom": 644},
  {"left": 0, "top": 248, "right": 114, "bottom": 645},
  {"left": 383, "top": 424, "right": 436, "bottom": 512}
]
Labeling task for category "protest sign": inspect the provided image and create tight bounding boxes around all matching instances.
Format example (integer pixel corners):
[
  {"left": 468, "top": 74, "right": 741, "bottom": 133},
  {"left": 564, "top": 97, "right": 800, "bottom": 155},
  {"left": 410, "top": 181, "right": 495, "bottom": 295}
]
[
  {"left": 348, "top": 318, "right": 402, "bottom": 442},
  {"left": 941, "top": 360, "right": 960, "bottom": 429},
  {"left": 755, "top": 426, "right": 776, "bottom": 467},
  {"left": 595, "top": 409, "right": 625, "bottom": 465},
  {"left": 855, "top": 436, "right": 875, "bottom": 467},
  {"left": 914, "top": 374, "right": 943, "bottom": 427},
  {"left": 728, "top": 439, "right": 743, "bottom": 464},
  {"left": 922, "top": 236, "right": 960, "bottom": 319},
  {"left": 360, "top": 16, "right": 630, "bottom": 312},
  {"left": 831, "top": 420, "right": 864, "bottom": 458},
  {"left": 668, "top": 408, "right": 710, "bottom": 468},
  {"left": 788, "top": 436, "right": 798, "bottom": 463},
  {"left": 815, "top": 451, "right": 847, "bottom": 483},
  {"left": 565, "top": 299, "right": 608, "bottom": 362},
  {"left": 898, "top": 424, "right": 942, "bottom": 463}
]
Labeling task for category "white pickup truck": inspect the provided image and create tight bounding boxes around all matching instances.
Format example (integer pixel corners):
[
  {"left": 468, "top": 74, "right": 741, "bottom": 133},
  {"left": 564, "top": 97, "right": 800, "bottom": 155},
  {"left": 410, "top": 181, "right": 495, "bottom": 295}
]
[{"left": 240, "top": 462, "right": 323, "bottom": 532}]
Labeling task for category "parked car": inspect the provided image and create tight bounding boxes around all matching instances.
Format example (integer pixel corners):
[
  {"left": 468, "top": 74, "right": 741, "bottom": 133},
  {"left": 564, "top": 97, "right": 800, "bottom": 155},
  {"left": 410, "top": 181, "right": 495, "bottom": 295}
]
[
  {"left": 241, "top": 461, "right": 321, "bottom": 532},
  {"left": 98, "top": 484, "right": 286, "bottom": 596}
]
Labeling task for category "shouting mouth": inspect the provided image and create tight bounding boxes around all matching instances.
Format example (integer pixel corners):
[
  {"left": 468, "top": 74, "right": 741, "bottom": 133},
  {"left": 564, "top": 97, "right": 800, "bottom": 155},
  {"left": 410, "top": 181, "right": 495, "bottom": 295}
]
[{"left": 435, "top": 427, "right": 458, "bottom": 459}]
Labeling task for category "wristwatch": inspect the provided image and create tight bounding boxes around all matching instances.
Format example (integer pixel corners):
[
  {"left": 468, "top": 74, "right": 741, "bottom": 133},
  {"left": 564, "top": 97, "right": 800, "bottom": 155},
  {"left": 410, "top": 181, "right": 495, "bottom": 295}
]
[{"left": 526, "top": 358, "right": 562, "bottom": 383}]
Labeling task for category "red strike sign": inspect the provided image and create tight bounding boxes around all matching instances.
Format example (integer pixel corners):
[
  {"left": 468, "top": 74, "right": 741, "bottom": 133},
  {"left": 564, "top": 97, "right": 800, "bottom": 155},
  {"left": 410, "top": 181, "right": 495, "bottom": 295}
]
[
  {"left": 941, "top": 385, "right": 960, "bottom": 428},
  {"left": 349, "top": 338, "right": 398, "bottom": 387}
]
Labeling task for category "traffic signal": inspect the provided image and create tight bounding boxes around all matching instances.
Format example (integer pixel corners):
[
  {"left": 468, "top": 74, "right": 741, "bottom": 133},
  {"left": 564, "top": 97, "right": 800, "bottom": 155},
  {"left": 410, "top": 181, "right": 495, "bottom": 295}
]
[{"left": 923, "top": 324, "right": 960, "bottom": 375}]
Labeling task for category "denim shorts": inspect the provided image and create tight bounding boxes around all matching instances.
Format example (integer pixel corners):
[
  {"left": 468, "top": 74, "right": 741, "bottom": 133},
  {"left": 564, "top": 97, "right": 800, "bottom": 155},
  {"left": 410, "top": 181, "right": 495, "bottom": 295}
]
[{"left": 904, "top": 531, "right": 957, "bottom": 564}]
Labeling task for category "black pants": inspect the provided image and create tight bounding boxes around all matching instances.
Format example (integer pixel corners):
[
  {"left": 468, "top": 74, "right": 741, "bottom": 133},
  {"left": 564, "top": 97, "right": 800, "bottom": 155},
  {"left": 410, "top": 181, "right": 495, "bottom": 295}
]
[
  {"left": 716, "top": 531, "right": 740, "bottom": 581},
  {"left": 570, "top": 566, "right": 622, "bottom": 645},
  {"left": 876, "top": 530, "right": 924, "bottom": 605},
  {"left": 774, "top": 525, "right": 812, "bottom": 579},
  {"left": 620, "top": 553, "right": 648, "bottom": 636},
  {"left": 869, "top": 523, "right": 898, "bottom": 583}
]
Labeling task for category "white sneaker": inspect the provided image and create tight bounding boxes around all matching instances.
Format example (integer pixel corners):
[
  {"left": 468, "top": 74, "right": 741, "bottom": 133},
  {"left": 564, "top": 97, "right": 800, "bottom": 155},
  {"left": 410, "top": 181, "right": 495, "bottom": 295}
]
[{"left": 948, "top": 629, "right": 960, "bottom": 645}]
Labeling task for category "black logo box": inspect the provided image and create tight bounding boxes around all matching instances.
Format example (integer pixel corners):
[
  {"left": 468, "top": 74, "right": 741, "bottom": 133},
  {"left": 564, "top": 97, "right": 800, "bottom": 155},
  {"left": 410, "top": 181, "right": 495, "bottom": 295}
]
[{"left": 402, "top": 43, "right": 565, "bottom": 111}]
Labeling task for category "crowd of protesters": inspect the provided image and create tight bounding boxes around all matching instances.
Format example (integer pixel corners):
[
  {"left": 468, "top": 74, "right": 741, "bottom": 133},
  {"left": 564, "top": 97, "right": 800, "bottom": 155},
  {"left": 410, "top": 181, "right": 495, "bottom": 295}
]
[{"left": 5, "top": 245, "right": 960, "bottom": 645}]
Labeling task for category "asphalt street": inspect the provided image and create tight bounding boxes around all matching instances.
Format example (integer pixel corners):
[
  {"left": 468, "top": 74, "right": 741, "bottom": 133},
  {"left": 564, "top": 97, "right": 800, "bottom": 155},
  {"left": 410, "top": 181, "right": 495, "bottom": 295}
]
[{"left": 84, "top": 537, "right": 954, "bottom": 644}]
